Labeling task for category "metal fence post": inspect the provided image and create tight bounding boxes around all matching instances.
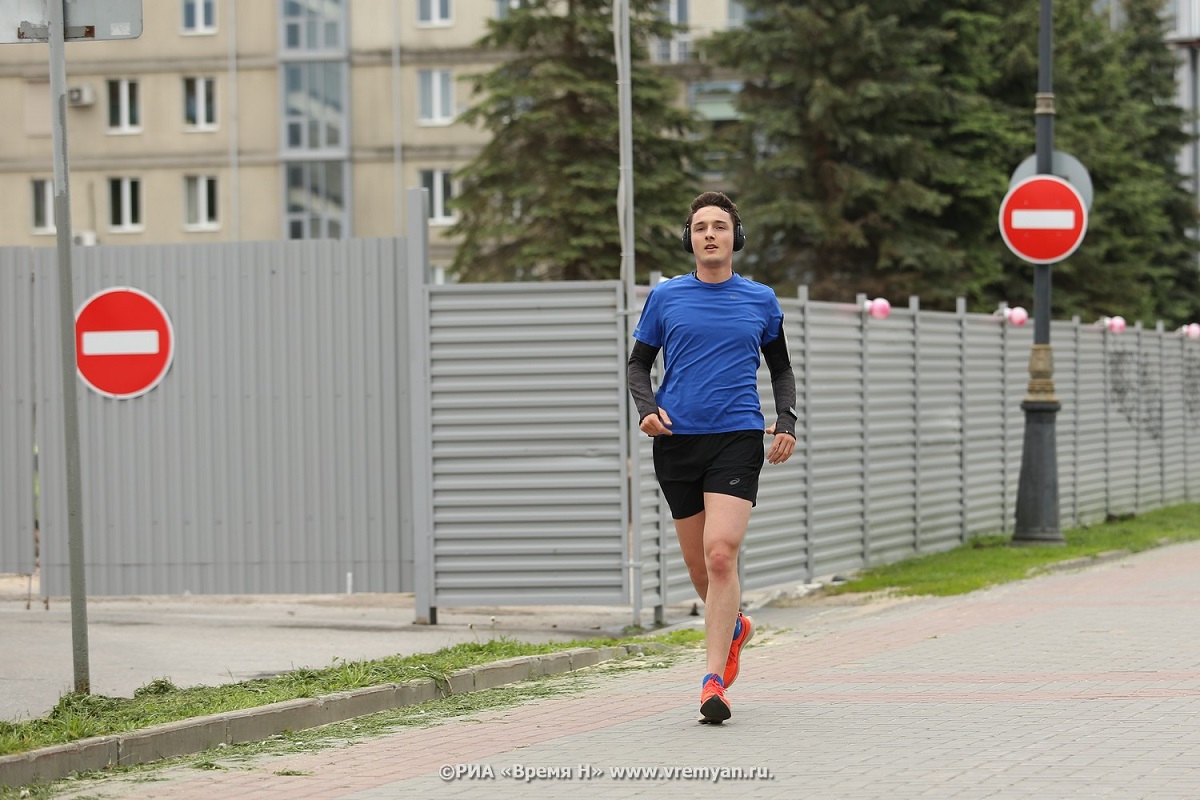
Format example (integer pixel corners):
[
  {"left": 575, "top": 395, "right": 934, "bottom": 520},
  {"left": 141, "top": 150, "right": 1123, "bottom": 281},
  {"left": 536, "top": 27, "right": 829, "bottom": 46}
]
[
  {"left": 856, "top": 293, "right": 870, "bottom": 566},
  {"left": 910, "top": 296, "right": 922, "bottom": 553},
  {"left": 1104, "top": 324, "right": 1112, "bottom": 518},
  {"left": 957, "top": 297, "right": 968, "bottom": 544},
  {"left": 1072, "top": 315, "right": 1081, "bottom": 527},
  {"left": 1158, "top": 321, "right": 1167, "bottom": 507},
  {"left": 407, "top": 188, "right": 435, "bottom": 624},
  {"left": 1135, "top": 321, "right": 1144, "bottom": 513},
  {"left": 1001, "top": 304, "right": 1010, "bottom": 535},
  {"left": 799, "top": 285, "right": 814, "bottom": 582}
]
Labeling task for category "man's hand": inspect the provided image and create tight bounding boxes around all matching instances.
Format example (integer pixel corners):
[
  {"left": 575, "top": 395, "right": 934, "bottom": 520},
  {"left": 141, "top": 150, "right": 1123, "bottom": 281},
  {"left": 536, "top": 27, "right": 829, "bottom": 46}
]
[
  {"left": 639, "top": 408, "right": 673, "bottom": 437},
  {"left": 765, "top": 424, "right": 795, "bottom": 464}
]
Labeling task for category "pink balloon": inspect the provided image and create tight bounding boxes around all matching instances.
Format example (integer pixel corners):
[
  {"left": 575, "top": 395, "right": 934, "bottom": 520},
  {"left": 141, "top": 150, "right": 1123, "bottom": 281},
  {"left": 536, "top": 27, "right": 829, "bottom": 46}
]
[
  {"left": 1187, "top": 323, "right": 1200, "bottom": 340},
  {"left": 866, "top": 298, "right": 891, "bottom": 320},
  {"left": 1007, "top": 306, "right": 1028, "bottom": 327},
  {"left": 1108, "top": 316, "right": 1126, "bottom": 334}
]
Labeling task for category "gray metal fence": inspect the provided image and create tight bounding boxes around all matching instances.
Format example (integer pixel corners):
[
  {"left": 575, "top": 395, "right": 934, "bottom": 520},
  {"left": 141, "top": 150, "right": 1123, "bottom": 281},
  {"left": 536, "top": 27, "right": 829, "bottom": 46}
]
[
  {"left": 413, "top": 281, "right": 631, "bottom": 621},
  {"left": 3, "top": 234, "right": 1200, "bottom": 617},
  {"left": 21, "top": 238, "right": 411, "bottom": 596},
  {"left": 727, "top": 298, "right": 1200, "bottom": 597},
  {"left": 0, "top": 248, "right": 37, "bottom": 577}
]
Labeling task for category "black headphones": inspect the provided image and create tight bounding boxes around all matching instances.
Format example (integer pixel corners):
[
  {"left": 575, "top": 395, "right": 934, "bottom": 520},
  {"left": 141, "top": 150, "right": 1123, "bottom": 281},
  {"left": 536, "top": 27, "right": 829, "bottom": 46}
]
[{"left": 682, "top": 221, "right": 746, "bottom": 253}]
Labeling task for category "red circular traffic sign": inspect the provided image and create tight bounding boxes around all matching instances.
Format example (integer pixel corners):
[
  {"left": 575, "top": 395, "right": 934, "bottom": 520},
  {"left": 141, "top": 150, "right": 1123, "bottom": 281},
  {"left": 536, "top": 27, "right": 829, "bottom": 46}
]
[
  {"left": 999, "top": 174, "right": 1088, "bottom": 264},
  {"left": 75, "top": 287, "right": 175, "bottom": 399}
]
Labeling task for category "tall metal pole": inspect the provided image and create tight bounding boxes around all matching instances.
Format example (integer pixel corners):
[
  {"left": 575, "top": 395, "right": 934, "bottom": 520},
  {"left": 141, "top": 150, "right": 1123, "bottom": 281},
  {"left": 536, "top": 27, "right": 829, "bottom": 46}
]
[
  {"left": 48, "top": 0, "right": 92, "bottom": 689},
  {"left": 614, "top": 0, "right": 640, "bottom": 625},
  {"left": 1013, "top": 0, "right": 1065, "bottom": 545},
  {"left": 615, "top": 0, "right": 635, "bottom": 296}
]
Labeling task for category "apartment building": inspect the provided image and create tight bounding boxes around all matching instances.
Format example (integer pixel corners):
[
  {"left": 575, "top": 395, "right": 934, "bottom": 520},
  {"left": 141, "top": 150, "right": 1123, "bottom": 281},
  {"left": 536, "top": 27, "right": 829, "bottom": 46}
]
[
  {"left": 11, "top": 2, "right": 1190, "bottom": 268},
  {"left": 0, "top": 0, "right": 742, "bottom": 269}
]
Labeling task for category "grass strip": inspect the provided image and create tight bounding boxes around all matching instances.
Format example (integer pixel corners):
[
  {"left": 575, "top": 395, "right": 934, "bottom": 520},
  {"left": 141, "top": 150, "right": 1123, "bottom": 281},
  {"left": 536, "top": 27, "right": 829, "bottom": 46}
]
[
  {"left": 0, "top": 629, "right": 703, "bottom": 758},
  {"left": 825, "top": 503, "right": 1200, "bottom": 598}
]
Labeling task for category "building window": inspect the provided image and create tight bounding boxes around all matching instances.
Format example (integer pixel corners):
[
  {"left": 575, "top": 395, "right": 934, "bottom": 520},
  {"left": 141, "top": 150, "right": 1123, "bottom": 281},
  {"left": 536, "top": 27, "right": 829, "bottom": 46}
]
[
  {"left": 283, "top": 0, "right": 345, "bottom": 50},
  {"left": 654, "top": 0, "right": 690, "bottom": 63},
  {"left": 182, "top": 0, "right": 216, "bottom": 33},
  {"left": 286, "top": 161, "right": 345, "bottom": 239},
  {"left": 184, "top": 77, "right": 217, "bottom": 130},
  {"left": 418, "top": 69, "right": 454, "bottom": 125},
  {"left": 283, "top": 62, "right": 346, "bottom": 150},
  {"left": 495, "top": 0, "right": 525, "bottom": 18},
  {"left": 421, "top": 169, "right": 455, "bottom": 225},
  {"left": 109, "top": 177, "right": 142, "bottom": 231},
  {"left": 107, "top": 79, "right": 140, "bottom": 132},
  {"left": 32, "top": 178, "right": 55, "bottom": 233},
  {"left": 727, "top": 0, "right": 746, "bottom": 27},
  {"left": 419, "top": 0, "right": 451, "bottom": 25},
  {"left": 185, "top": 176, "right": 219, "bottom": 229}
]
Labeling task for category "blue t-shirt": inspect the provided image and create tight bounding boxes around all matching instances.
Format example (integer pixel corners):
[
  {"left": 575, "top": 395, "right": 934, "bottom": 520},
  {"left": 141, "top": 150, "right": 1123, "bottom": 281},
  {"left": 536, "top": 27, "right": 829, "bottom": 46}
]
[{"left": 632, "top": 272, "right": 784, "bottom": 435}]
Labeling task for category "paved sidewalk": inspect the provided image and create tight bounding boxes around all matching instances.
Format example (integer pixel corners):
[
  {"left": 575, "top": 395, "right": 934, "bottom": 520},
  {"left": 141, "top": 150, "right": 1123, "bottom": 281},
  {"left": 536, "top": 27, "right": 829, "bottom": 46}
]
[
  {"left": 0, "top": 590, "right": 659, "bottom": 723},
  {"left": 36, "top": 541, "right": 1200, "bottom": 798}
]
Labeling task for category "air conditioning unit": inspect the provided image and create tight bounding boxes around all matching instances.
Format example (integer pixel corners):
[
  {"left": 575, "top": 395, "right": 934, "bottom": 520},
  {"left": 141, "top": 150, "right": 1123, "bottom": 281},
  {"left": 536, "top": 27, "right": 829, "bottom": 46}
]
[
  {"left": 72, "top": 230, "right": 97, "bottom": 246},
  {"left": 67, "top": 85, "right": 95, "bottom": 107}
]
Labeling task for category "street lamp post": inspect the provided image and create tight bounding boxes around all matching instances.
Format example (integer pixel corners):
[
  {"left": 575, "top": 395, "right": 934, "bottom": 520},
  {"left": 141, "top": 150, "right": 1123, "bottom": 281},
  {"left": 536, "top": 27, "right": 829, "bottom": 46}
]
[{"left": 1013, "top": 0, "right": 1067, "bottom": 545}]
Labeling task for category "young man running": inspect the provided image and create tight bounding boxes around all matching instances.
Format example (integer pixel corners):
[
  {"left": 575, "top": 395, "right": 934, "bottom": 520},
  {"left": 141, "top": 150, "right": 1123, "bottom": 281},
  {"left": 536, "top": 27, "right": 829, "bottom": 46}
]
[{"left": 627, "top": 191, "right": 797, "bottom": 723}]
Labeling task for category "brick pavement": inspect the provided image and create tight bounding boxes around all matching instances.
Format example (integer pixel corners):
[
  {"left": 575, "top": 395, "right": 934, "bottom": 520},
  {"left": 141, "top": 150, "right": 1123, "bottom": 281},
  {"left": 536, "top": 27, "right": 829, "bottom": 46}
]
[{"left": 51, "top": 540, "right": 1200, "bottom": 799}]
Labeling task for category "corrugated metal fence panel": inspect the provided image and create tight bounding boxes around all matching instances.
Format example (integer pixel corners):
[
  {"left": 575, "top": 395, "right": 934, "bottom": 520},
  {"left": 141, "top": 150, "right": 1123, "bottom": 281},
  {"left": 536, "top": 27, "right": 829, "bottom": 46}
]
[
  {"left": 1104, "top": 329, "right": 1142, "bottom": 516},
  {"left": 963, "top": 315, "right": 1009, "bottom": 535},
  {"left": 1136, "top": 327, "right": 1165, "bottom": 511},
  {"left": 0, "top": 249, "right": 37, "bottom": 574},
  {"left": 426, "top": 282, "right": 628, "bottom": 606},
  {"left": 1160, "top": 335, "right": 1187, "bottom": 506},
  {"left": 864, "top": 307, "right": 918, "bottom": 566},
  {"left": 915, "top": 309, "right": 967, "bottom": 554},
  {"left": 36, "top": 240, "right": 406, "bottom": 595},
  {"left": 1185, "top": 341, "right": 1200, "bottom": 503},
  {"left": 628, "top": 293, "right": 682, "bottom": 609},
  {"left": 1073, "top": 325, "right": 1110, "bottom": 524},
  {"left": 807, "top": 301, "right": 868, "bottom": 578},
  {"left": 1002, "top": 321, "right": 1033, "bottom": 528},
  {"left": 1052, "top": 318, "right": 1080, "bottom": 527},
  {"left": 637, "top": 433, "right": 671, "bottom": 607},
  {"left": 744, "top": 298, "right": 809, "bottom": 591}
]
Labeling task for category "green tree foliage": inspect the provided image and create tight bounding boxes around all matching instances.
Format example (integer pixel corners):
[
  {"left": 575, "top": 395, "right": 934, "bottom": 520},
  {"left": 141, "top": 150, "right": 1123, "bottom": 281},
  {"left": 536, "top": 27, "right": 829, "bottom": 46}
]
[
  {"left": 922, "top": 1, "right": 1034, "bottom": 308},
  {"left": 1030, "top": 0, "right": 1199, "bottom": 325},
  {"left": 448, "top": 0, "right": 701, "bottom": 282},
  {"left": 978, "top": 0, "right": 1198, "bottom": 325},
  {"left": 705, "top": 0, "right": 966, "bottom": 304},
  {"left": 707, "top": 0, "right": 1198, "bottom": 323}
]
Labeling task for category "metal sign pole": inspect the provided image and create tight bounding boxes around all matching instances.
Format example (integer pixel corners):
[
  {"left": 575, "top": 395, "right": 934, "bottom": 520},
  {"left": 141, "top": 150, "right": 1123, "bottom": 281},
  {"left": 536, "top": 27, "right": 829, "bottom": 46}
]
[
  {"left": 1013, "top": 0, "right": 1065, "bottom": 545},
  {"left": 614, "top": 0, "right": 640, "bottom": 625},
  {"left": 47, "top": 0, "right": 91, "bottom": 693}
]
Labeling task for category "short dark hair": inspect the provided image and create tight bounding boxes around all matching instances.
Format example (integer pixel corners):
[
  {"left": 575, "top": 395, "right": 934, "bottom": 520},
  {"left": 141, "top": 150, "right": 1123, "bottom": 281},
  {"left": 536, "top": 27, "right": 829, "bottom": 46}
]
[{"left": 687, "top": 191, "right": 741, "bottom": 229}]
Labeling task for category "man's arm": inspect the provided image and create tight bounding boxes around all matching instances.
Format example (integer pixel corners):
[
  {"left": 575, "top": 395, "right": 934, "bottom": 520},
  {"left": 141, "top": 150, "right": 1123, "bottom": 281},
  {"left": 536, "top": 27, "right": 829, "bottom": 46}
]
[
  {"left": 626, "top": 340, "right": 661, "bottom": 422},
  {"left": 761, "top": 333, "right": 797, "bottom": 438}
]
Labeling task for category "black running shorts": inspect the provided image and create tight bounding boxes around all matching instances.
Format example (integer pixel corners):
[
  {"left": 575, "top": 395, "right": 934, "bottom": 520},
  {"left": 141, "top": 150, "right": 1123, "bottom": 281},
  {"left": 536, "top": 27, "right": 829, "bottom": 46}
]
[{"left": 652, "top": 430, "right": 765, "bottom": 519}]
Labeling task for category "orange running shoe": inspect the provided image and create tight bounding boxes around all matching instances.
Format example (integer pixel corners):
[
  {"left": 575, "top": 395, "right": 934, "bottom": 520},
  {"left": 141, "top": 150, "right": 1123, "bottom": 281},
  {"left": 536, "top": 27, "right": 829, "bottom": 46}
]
[
  {"left": 700, "top": 674, "right": 731, "bottom": 723},
  {"left": 722, "top": 612, "right": 754, "bottom": 688}
]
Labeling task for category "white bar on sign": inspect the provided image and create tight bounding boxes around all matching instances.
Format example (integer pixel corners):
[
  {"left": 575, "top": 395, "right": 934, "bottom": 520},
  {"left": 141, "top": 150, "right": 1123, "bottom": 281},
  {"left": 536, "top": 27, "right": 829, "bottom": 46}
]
[
  {"left": 1011, "top": 209, "right": 1075, "bottom": 230},
  {"left": 81, "top": 330, "right": 160, "bottom": 356}
]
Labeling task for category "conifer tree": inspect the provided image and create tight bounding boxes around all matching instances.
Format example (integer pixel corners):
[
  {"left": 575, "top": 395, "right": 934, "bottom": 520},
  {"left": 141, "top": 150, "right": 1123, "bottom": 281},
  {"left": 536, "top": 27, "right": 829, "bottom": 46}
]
[
  {"left": 705, "top": 0, "right": 965, "bottom": 304},
  {"left": 986, "top": 0, "right": 1198, "bottom": 324},
  {"left": 448, "top": 0, "right": 700, "bottom": 282},
  {"left": 706, "top": 0, "right": 1197, "bottom": 321},
  {"left": 921, "top": 1, "right": 1035, "bottom": 309}
]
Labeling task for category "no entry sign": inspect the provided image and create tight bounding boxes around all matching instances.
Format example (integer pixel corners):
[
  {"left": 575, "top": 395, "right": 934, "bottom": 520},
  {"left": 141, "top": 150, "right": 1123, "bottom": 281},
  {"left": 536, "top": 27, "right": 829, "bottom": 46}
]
[
  {"left": 999, "top": 175, "right": 1088, "bottom": 264},
  {"left": 75, "top": 287, "right": 174, "bottom": 398}
]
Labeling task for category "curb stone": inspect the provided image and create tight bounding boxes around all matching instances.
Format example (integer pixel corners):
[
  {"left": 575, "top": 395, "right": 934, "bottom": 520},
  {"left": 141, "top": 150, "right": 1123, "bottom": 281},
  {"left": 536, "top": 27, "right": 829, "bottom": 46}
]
[
  {"left": 0, "top": 642, "right": 671, "bottom": 790},
  {"left": 1027, "top": 549, "right": 1133, "bottom": 576}
]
